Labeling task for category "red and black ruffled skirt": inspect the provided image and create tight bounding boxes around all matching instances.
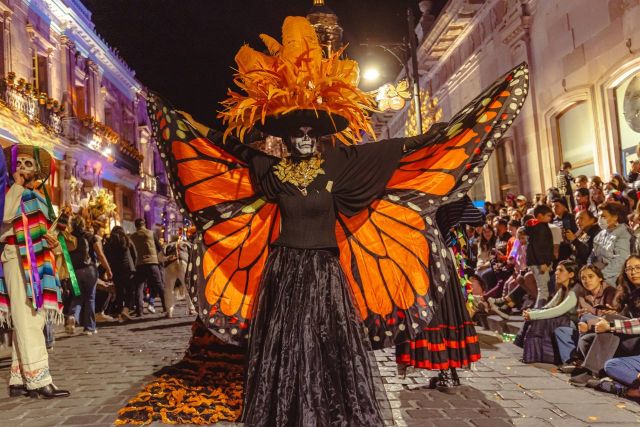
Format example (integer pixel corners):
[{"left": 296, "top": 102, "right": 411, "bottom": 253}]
[{"left": 396, "top": 259, "right": 481, "bottom": 370}]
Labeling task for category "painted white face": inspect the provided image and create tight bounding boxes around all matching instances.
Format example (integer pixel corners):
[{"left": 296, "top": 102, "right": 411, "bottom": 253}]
[
  {"left": 290, "top": 126, "right": 317, "bottom": 156},
  {"left": 16, "top": 154, "right": 38, "bottom": 183}
]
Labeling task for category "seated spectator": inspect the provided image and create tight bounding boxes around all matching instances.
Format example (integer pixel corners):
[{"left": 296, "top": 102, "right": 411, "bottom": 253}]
[
  {"left": 628, "top": 147, "right": 640, "bottom": 185},
  {"left": 475, "top": 224, "right": 496, "bottom": 279},
  {"left": 555, "top": 264, "right": 617, "bottom": 371},
  {"left": 574, "top": 174, "right": 589, "bottom": 190},
  {"left": 510, "top": 209, "right": 523, "bottom": 223},
  {"left": 607, "top": 173, "right": 628, "bottom": 193},
  {"left": 625, "top": 188, "right": 638, "bottom": 212},
  {"left": 589, "top": 176, "right": 606, "bottom": 206},
  {"left": 589, "top": 201, "right": 632, "bottom": 285},
  {"left": 565, "top": 209, "right": 601, "bottom": 266},
  {"left": 482, "top": 227, "right": 535, "bottom": 310},
  {"left": 485, "top": 227, "right": 533, "bottom": 317},
  {"left": 574, "top": 188, "right": 597, "bottom": 215},
  {"left": 514, "top": 260, "right": 580, "bottom": 364},
  {"left": 597, "top": 317, "right": 640, "bottom": 398},
  {"left": 559, "top": 265, "right": 618, "bottom": 382},
  {"left": 525, "top": 205, "right": 555, "bottom": 307},
  {"left": 629, "top": 212, "right": 640, "bottom": 256},
  {"left": 547, "top": 187, "right": 562, "bottom": 204},
  {"left": 605, "top": 189, "right": 631, "bottom": 213},
  {"left": 551, "top": 197, "right": 578, "bottom": 262},
  {"left": 516, "top": 195, "right": 528, "bottom": 216},
  {"left": 613, "top": 255, "right": 640, "bottom": 317}
]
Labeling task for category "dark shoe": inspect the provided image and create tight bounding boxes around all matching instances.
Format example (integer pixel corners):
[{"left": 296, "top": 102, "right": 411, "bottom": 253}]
[
  {"left": 9, "top": 385, "right": 27, "bottom": 397},
  {"left": 28, "top": 384, "right": 70, "bottom": 399},
  {"left": 569, "top": 371, "right": 594, "bottom": 387}
]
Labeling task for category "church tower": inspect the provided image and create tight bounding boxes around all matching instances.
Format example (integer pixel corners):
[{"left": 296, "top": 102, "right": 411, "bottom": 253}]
[{"left": 306, "top": 0, "right": 343, "bottom": 56}]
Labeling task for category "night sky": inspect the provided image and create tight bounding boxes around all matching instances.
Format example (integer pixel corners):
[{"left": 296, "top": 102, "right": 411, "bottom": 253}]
[{"left": 81, "top": 0, "right": 445, "bottom": 127}]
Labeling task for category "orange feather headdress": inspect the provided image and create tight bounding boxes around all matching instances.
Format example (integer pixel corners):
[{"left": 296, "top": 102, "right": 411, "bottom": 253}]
[{"left": 218, "top": 16, "right": 376, "bottom": 145}]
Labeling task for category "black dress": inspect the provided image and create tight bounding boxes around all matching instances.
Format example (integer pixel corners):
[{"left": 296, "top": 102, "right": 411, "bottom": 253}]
[
  {"left": 396, "top": 197, "right": 482, "bottom": 370},
  {"left": 218, "top": 133, "right": 410, "bottom": 426}
]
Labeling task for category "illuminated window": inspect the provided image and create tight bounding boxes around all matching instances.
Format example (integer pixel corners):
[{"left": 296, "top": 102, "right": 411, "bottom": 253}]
[
  {"left": 556, "top": 101, "right": 596, "bottom": 177},
  {"left": 31, "top": 50, "right": 48, "bottom": 93},
  {"left": 614, "top": 72, "right": 640, "bottom": 175}
]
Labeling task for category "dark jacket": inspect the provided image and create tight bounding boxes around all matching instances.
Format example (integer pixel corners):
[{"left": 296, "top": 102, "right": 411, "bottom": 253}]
[
  {"left": 129, "top": 228, "right": 161, "bottom": 266},
  {"left": 553, "top": 212, "right": 578, "bottom": 262},
  {"left": 104, "top": 237, "right": 137, "bottom": 278},
  {"left": 525, "top": 219, "right": 554, "bottom": 266},
  {"left": 571, "top": 224, "right": 601, "bottom": 266}
]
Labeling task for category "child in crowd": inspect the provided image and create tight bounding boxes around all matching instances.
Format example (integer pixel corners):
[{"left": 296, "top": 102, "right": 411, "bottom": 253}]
[{"left": 525, "top": 205, "right": 555, "bottom": 308}]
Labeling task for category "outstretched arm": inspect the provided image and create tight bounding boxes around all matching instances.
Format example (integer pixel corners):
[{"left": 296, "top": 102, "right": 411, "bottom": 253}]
[{"left": 177, "top": 111, "right": 267, "bottom": 165}]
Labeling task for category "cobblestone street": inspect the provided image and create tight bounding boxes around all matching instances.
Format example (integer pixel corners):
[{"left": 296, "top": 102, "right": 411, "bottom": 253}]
[{"left": 1, "top": 303, "right": 639, "bottom": 427}]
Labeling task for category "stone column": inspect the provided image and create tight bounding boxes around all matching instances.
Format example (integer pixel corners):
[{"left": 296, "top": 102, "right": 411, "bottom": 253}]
[{"left": 2, "top": 11, "right": 12, "bottom": 74}]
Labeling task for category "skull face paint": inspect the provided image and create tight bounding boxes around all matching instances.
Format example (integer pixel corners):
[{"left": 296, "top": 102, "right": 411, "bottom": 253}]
[
  {"left": 16, "top": 154, "right": 38, "bottom": 184},
  {"left": 289, "top": 126, "right": 318, "bottom": 157}
]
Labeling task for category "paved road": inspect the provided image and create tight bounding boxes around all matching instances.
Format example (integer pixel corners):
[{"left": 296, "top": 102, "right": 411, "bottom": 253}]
[{"left": 1, "top": 302, "right": 639, "bottom": 426}]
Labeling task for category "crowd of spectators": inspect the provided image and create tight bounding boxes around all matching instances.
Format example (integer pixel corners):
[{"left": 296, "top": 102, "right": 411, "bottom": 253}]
[
  {"left": 467, "top": 160, "right": 640, "bottom": 400},
  {"left": 50, "top": 209, "right": 196, "bottom": 341}
]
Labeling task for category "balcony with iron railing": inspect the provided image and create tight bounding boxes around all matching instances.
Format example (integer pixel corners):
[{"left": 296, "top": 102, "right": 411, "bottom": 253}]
[
  {"left": 79, "top": 116, "right": 144, "bottom": 175},
  {"left": 0, "top": 74, "right": 64, "bottom": 135},
  {"left": 0, "top": 73, "right": 144, "bottom": 175}
]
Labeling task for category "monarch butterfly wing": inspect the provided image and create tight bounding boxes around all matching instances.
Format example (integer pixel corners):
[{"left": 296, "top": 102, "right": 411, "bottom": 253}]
[
  {"left": 147, "top": 93, "right": 279, "bottom": 345},
  {"left": 388, "top": 63, "right": 529, "bottom": 204},
  {"left": 336, "top": 200, "right": 452, "bottom": 348},
  {"left": 336, "top": 63, "right": 529, "bottom": 347}
]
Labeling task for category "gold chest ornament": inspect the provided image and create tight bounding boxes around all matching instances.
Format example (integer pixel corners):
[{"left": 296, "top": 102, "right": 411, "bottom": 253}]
[{"left": 273, "top": 153, "right": 325, "bottom": 196}]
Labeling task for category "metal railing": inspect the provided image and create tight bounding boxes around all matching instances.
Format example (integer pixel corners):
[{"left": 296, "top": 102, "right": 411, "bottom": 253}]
[{"left": 0, "top": 81, "right": 63, "bottom": 134}]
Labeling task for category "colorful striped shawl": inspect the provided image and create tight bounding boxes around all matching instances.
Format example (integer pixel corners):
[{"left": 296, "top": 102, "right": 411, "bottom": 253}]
[{"left": 0, "top": 188, "right": 63, "bottom": 327}]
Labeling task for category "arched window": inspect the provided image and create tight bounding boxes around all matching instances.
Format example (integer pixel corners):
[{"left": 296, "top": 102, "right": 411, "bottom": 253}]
[
  {"left": 614, "top": 71, "right": 640, "bottom": 174},
  {"left": 556, "top": 101, "right": 596, "bottom": 177}
]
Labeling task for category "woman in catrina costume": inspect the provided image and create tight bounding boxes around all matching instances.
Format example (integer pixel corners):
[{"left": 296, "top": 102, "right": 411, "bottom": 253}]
[{"left": 143, "top": 15, "right": 528, "bottom": 427}]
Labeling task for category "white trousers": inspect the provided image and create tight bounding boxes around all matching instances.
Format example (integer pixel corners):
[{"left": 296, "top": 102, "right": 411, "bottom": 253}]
[
  {"left": 2, "top": 245, "right": 52, "bottom": 389},
  {"left": 163, "top": 260, "right": 195, "bottom": 313}
]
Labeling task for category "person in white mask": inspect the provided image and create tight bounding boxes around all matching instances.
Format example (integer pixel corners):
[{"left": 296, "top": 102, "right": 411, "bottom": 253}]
[{"left": 589, "top": 201, "right": 633, "bottom": 285}]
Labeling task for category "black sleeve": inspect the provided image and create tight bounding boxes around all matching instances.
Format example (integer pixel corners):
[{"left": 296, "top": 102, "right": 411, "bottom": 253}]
[
  {"left": 332, "top": 139, "right": 405, "bottom": 216},
  {"left": 206, "top": 129, "right": 266, "bottom": 165},
  {"left": 129, "top": 243, "right": 137, "bottom": 265}
]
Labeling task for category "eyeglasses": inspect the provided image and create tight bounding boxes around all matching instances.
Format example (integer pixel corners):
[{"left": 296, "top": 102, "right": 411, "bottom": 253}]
[{"left": 625, "top": 266, "right": 640, "bottom": 274}]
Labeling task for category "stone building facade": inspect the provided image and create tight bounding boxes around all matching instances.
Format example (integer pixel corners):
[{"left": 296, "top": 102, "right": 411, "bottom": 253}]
[
  {"left": 373, "top": 0, "right": 640, "bottom": 202},
  {"left": 0, "top": 0, "right": 178, "bottom": 233}
]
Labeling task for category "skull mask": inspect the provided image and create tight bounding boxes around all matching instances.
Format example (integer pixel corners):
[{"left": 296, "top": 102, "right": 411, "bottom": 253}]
[
  {"left": 289, "top": 126, "right": 318, "bottom": 157},
  {"left": 16, "top": 154, "right": 38, "bottom": 185}
]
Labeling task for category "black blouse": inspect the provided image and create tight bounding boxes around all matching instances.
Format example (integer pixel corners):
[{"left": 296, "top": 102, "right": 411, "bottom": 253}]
[{"left": 207, "top": 130, "right": 430, "bottom": 249}]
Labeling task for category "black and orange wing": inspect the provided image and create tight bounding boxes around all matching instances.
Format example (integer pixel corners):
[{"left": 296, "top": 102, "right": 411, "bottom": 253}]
[
  {"left": 337, "top": 63, "right": 529, "bottom": 347},
  {"left": 147, "top": 94, "right": 279, "bottom": 345}
]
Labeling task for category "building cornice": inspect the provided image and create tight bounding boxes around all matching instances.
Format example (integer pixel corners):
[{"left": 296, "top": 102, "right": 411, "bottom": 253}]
[{"left": 41, "top": 0, "right": 143, "bottom": 101}]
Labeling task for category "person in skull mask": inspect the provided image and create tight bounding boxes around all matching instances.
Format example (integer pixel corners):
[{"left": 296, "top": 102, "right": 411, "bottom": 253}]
[
  {"left": 138, "top": 15, "right": 529, "bottom": 426},
  {"left": 0, "top": 144, "right": 70, "bottom": 398}
]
